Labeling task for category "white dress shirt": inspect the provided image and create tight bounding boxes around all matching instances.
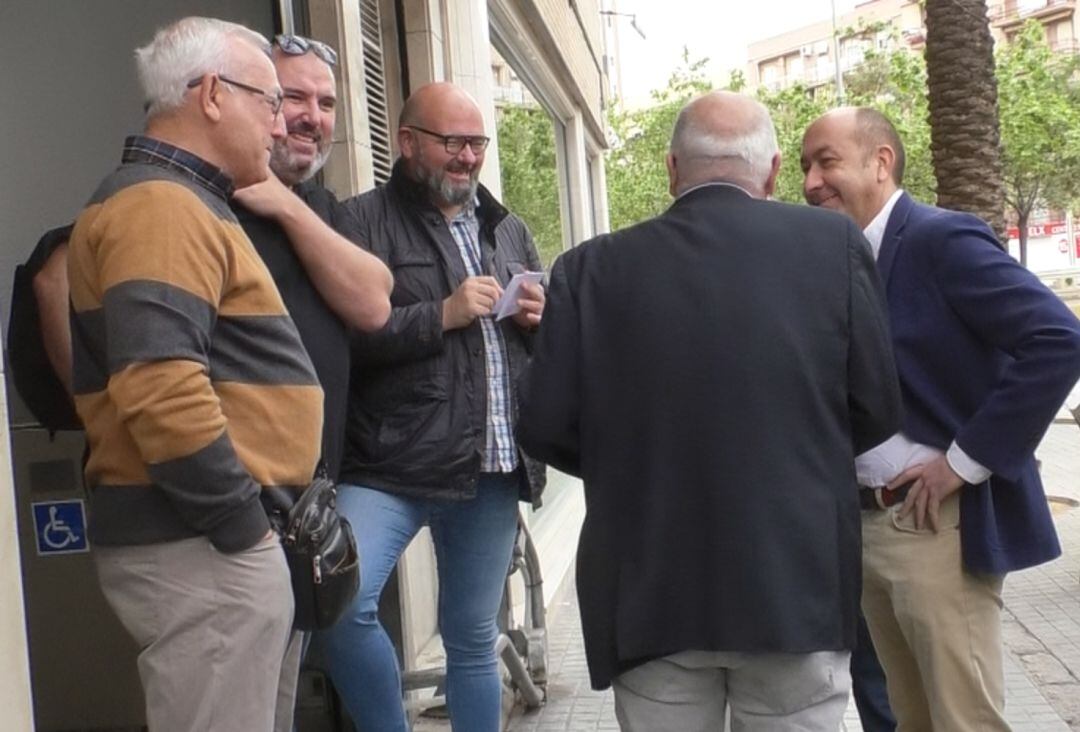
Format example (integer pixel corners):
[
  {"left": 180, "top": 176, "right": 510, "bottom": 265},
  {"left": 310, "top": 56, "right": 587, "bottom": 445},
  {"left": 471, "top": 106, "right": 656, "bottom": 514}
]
[{"left": 853, "top": 190, "right": 991, "bottom": 487}]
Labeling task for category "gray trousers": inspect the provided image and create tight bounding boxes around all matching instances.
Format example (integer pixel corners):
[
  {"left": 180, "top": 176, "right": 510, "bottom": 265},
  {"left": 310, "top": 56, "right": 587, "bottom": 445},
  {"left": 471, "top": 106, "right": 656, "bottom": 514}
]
[
  {"left": 95, "top": 533, "right": 298, "bottom": 732},
  {"left": 613, "top": 649, "right": 851, "bottom": 732}
]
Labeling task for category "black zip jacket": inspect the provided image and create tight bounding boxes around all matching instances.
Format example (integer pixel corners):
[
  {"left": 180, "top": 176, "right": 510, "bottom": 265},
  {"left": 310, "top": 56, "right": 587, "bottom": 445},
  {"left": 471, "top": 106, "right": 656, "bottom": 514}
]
[{"left": 339, "top": 160, "right": 546, "bottom": 505}]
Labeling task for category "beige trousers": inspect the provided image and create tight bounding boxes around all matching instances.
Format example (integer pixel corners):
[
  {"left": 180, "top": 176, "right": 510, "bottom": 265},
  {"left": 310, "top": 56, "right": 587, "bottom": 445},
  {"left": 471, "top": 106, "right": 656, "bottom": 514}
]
[
  {"left": 861, "top": 494, "right": 1009, "bottom": 732},
  {"left": 95, "top": 534, "right": 298, "bottom": 732},
  {"left": 612, "top": 649, "right": 851, "bottom": 732}
]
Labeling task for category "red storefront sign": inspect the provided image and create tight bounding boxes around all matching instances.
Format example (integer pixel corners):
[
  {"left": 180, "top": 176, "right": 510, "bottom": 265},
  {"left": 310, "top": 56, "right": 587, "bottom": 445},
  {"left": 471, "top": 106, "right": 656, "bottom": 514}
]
[{"left": 1007, "top": 221, "right": 1068, "bottom": 239}]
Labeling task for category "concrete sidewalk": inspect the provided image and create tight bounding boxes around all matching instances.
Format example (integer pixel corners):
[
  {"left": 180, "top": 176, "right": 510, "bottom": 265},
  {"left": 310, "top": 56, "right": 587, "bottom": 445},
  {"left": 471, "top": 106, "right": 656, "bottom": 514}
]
[{"left": 507, "top": 420, "right": 1080, "bottom": 731}]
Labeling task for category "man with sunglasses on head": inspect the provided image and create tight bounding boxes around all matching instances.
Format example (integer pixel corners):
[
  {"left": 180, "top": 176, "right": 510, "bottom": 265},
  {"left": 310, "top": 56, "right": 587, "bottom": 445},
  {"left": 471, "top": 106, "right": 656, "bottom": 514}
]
[
  {"left": 228, "top": 32, "right": 393, "bottom": 728},
  {"left": 233, "top": 33, "right": 393, "bottom": 486},
  {"left": 312, "top": 82, "right": 547, "bottom": 731},
  {"left": 66, "top": 18, "right": 325, "bottom": 732}
]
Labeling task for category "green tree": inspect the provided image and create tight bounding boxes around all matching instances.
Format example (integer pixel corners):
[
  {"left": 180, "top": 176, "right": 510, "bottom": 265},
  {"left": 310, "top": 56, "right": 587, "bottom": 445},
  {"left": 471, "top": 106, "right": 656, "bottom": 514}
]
[
  {"left": 604, "top": 51, "right": 712, "bottom": 231},
  {"left": 844, "top": 45, "right": 935, "bottom": 204},
  {"left": 496, "top": 104, "right": 564, "bottom": 268},
  {"left": 996, "top": 20, "right": 1080, "bottom": 266},
  {"left": 756, "top": 82, "right": 831, "bottom": 204}
]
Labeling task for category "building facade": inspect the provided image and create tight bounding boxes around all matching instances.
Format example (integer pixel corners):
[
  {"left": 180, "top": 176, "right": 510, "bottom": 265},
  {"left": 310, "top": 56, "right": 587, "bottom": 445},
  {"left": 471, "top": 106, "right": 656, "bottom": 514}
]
[
  {"left": 0, "top": 1, "right": 607, "bottom": 728},
  {"left": 746, "top": 0, "right": 924, "bottom": 92},
  {"left": 991, "top": 0, "right": 1080, "bottom": 51},
  {"left": 747, "top": 0, "right": 1078, "bottom": 92}
]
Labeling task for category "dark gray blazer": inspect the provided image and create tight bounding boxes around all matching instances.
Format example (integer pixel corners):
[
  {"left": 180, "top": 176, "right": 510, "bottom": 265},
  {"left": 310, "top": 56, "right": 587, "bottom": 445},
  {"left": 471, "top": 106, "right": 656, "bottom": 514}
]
[{"left": 517, "top": 184, "right": 901, "bottom": 690}]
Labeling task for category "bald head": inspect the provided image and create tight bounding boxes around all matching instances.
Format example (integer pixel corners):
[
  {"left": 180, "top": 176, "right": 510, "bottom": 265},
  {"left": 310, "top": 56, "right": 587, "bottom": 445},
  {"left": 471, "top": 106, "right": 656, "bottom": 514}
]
[
  {"left": 398, "top": 82, "right": 488, "bottom": 216},
  {"left": 667, "top": 91, "right": 780, "bottom": 198},
  {"left": 804, "top": 107, "right": 905, "bottom": 186},
  {"left": 800, "top": 107, "right": 903, "bottom": 229},
  {"left": 400, "top": 82, "right": 483, "bottom": 130}
]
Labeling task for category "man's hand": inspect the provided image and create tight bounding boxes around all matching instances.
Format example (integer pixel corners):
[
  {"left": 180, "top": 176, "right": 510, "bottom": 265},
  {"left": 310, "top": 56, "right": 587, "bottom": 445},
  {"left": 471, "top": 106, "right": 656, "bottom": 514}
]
[
  {"left": 443, "top": 276, "right": 503, "bottom": 330},
  {"left": 232, "top": 175, "right": 300, "bottom": 221},
  {"left": 511, "top": 281, "right": 545, "bottom": 330},
  {"left": 895, "top": 456, "right": 965, "bottom": 531}
]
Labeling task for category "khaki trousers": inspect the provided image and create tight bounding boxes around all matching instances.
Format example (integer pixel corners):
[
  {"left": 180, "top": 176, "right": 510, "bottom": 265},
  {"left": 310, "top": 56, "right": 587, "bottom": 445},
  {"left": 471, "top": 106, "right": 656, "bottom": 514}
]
[
  {"left": 95, "top": 534, "right": 298, "bottom": 732},
  {"left": 861, "top": 495, "right": 1008, "bottom": 732},
  {"left": 612, "top": 649, "right": 851, "bottom": 732}
]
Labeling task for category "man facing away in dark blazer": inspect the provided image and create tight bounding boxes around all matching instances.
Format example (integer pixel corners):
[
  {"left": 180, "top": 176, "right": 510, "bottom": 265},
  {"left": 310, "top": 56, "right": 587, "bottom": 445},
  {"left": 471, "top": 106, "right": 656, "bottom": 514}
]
[
  {"left": 801, "top": 107, "right": 1080, "bottom": 731},
  {"left": 516, "top": 91, "right": 902, "bottom": 732}
]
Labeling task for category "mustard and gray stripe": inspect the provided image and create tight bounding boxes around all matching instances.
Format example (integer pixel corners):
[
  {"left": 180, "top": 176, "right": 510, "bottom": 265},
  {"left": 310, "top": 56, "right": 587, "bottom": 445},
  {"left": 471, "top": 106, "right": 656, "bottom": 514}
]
[{"left": 69, "top": 136, "right": 323, "bottom": 552}]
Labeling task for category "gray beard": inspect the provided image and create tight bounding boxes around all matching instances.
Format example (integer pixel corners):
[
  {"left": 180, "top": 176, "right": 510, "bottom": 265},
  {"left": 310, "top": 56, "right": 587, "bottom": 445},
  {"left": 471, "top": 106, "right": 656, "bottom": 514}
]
[
  {"left": 425, "top": 168, "right": 478, "bottom": 207},
  {"left": 270, "top": 142, "right": 331, "bottom": 186}
]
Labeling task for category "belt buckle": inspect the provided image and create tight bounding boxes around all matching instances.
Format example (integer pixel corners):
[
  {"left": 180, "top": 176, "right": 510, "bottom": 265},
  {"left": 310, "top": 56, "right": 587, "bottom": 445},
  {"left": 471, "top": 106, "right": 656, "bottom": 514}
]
[{"left": 879, "top": 480, "right": 916, "bottom": 509}]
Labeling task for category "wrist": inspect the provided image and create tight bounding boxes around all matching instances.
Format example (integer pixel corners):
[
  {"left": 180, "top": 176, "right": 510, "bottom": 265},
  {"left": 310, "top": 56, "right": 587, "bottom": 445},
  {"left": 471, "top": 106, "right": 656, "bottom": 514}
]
[{"left": 275, "top": 192, "right": 305, "bottom": 227}]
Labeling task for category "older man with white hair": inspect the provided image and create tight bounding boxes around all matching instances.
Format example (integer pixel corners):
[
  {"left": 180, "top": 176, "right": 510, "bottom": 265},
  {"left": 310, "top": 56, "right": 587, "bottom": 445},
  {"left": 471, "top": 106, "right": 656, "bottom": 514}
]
[
  {"left": 516, "top": 90, "right": 902, "bottom": 731},
  {"left": 67, "top": 17, "right": 323, "bottom": 732}
]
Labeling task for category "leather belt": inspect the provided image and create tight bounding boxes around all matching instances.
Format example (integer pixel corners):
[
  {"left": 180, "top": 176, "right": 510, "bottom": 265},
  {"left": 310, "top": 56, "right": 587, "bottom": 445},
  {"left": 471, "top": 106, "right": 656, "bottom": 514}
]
[{"left": 858, "top": 480, "right": 915, "bottom": 511}]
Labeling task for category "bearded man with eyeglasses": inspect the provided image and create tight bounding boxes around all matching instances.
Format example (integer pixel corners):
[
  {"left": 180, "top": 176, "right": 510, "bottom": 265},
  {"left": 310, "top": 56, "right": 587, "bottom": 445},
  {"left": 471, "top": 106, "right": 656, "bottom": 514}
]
[{"left": 310, "top": 82, "right": 547, "bottom": 732}]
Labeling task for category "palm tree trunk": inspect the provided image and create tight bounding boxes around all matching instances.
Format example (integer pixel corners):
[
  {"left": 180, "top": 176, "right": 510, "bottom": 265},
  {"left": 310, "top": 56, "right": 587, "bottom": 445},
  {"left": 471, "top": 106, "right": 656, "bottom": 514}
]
[{"left": 924, "top": 0, "right": 1006, "bottom": 243}]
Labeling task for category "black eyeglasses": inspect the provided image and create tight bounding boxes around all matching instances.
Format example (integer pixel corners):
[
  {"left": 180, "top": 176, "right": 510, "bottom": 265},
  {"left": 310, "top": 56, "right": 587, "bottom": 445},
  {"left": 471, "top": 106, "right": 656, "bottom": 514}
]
[
  {"left": 187, "top": 74, "right": 284, "bottom": 117},
  {"left": 407, "top": 125, "right": 490, "bottom": 155},
  {"left": 275, "top": 34, "right": 338, "bottom": 66}
]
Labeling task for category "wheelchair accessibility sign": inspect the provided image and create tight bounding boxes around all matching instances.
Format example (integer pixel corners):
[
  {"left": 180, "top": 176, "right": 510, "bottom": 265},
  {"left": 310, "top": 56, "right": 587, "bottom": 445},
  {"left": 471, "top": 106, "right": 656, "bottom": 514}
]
[{"left": 32, "top": 500, "right": 90, "bottom": 555}]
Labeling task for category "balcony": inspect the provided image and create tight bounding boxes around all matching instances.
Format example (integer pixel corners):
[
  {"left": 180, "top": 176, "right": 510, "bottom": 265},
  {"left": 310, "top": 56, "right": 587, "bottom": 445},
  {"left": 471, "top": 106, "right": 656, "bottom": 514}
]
[
  {"left": 989, "top": 0, "right": 1075, "bottom": 27},
  {"left": 1050, "top": 37, "right": 1080, "bottom": 52}
]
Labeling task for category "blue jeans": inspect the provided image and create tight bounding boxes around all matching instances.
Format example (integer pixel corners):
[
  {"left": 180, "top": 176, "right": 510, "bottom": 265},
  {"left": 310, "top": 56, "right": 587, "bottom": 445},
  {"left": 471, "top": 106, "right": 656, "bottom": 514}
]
[{"left": 315, "top": 474, "right": 520, "bottom": 732}]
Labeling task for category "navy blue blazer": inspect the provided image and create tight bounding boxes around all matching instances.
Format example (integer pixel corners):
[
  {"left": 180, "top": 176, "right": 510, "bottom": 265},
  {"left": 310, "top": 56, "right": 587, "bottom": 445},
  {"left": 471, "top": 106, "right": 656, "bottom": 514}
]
[{"left": 880, "top": 192, "right": 1080, "bottom": 574}]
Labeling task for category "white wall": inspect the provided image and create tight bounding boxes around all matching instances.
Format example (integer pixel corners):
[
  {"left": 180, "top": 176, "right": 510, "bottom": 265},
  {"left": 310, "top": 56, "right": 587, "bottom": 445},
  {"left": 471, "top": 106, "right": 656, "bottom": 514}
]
[{"left": 0, "top": 323, "right": 33, "bottom": 732}]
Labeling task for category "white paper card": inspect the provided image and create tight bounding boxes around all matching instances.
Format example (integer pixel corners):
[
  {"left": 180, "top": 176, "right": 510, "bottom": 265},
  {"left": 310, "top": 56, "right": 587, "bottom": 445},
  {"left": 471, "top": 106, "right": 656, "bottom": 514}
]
[{"left": 494, "top": 271, "right": 544, "bottom": 321}]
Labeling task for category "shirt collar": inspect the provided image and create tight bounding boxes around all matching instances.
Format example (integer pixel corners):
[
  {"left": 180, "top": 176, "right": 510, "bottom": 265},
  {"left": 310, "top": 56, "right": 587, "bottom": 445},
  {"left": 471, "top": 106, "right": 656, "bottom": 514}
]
[
  {"left": 676, "top": 181, "right": 753, "bottom": 201},
  {"left": 121, "top": 135, "right": 235, "bottom": 201},
  {"left": 862, "top": 189, "right": 904, "bottom": 259},
  {"left": 450, "top": 196, "right": 481, "bottom": 224}
]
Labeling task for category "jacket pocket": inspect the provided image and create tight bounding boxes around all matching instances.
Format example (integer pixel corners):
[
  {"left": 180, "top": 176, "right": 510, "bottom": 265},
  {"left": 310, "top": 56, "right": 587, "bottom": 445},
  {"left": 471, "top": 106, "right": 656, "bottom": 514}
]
[
  {"left": 390, "top": 254, "right": 439, "bottom": 304},
  {"left": 889, "top": 492, "right": 960, "bottom": 534},
  {"left": 361, "top": 362, "right": 449, "bottom": 464}
]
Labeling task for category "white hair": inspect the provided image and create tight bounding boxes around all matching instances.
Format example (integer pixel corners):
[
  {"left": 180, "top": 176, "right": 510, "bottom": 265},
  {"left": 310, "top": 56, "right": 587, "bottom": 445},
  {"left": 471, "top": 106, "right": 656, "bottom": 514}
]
[
  {"left": 135, "top": 17, "right": 271, "bottom": 118},
  {"left": 671, "top": 98, "right": 779, "bottom": 186}
]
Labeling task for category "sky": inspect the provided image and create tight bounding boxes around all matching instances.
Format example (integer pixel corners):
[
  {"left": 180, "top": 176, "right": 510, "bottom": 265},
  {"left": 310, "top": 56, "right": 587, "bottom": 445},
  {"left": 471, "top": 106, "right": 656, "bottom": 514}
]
[{"left": 608, "top": 0, "right": 858, "bottom": 106}]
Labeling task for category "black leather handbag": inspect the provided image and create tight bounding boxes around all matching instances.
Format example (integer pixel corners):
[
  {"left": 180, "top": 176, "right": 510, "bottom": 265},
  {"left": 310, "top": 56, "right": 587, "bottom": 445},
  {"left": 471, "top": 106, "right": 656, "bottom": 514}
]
[{"left": 282, "top": 476, "right": 360, "bottom": 630}]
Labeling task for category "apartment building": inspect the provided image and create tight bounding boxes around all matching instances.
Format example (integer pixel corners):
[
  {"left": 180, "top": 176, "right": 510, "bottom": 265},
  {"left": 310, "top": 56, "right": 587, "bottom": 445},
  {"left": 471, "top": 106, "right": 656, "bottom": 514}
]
[
  {"left": 746, "top": 0, "right": 924, "bottom": 92},
  {"left": 991, "top": 0, "right": 1080, "bottom": 52},
  {"left": 746, "top": 0, "right": 1079, "bottom": 92}
]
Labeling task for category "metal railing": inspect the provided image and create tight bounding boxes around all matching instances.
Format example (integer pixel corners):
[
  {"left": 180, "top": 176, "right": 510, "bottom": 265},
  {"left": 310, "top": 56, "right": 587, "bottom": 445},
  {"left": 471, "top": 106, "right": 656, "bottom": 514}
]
[
  {"left": 990, "top": 0, "right": 1076, "bottom": 23},
  {"left": 1050, "top": 38, "right": 1080, "bottom": 53}
]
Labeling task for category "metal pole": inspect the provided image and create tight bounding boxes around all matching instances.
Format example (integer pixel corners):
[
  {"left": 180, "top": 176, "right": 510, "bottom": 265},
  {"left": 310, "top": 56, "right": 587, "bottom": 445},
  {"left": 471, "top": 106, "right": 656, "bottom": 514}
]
[{"left": 831, "top": 0, "right": 845, "bottom": 104}]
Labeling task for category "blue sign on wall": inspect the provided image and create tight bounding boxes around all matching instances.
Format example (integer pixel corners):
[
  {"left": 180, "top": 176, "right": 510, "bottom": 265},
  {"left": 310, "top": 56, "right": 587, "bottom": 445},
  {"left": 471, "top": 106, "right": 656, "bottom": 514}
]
[{"left": 32, "top": 500, "right": 89, "bottom": 555}]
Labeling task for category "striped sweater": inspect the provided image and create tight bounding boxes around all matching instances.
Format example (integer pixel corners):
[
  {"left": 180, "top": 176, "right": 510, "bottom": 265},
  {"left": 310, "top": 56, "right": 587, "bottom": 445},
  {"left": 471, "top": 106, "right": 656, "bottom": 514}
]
[{"left": 68, "top": 136, "right": 323, "bottom": 552}]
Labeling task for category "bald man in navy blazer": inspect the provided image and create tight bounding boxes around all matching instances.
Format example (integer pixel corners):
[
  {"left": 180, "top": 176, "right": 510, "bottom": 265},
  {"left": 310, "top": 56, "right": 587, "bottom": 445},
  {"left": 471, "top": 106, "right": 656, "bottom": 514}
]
[{"left": 802, "top": 107, "right": 1080, "bottom": 731}]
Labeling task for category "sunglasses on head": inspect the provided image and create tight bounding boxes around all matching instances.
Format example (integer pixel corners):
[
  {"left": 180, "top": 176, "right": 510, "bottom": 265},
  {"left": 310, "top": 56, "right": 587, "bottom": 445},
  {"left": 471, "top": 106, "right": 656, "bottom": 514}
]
[{"left": 275, "top": 34, "right": 338, "bottom": 66}]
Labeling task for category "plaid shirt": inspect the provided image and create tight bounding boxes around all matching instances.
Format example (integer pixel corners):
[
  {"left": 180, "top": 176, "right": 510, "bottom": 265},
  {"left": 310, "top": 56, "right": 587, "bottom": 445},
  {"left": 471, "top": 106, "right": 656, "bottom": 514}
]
[
  {"left": 122, "top": 135, "right": 235, "bottom": 201},
  {"left": 448, "top": 203, "right": 519, "bottom": 473}
]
